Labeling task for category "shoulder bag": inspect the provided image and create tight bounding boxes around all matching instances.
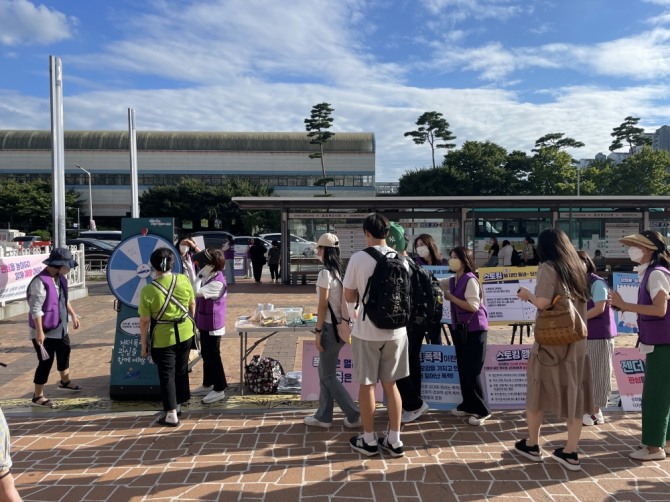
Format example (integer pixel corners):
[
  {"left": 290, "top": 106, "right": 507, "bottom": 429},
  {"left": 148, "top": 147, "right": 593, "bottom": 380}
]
[{"left": 534, "top": 290, "right": 587, "bottom": 346}]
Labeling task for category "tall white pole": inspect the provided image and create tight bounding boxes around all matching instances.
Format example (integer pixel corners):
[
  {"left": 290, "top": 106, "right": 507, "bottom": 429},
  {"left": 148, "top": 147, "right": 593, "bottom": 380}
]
[
  {"left": 77, "top": 165, "right": 94, "bottom": 229},
  {"left": 128, "top": 108, "right": 139, "bottom": 217},
  {"left": 49, "top": 56, "right": 66, "bottom": 247}
]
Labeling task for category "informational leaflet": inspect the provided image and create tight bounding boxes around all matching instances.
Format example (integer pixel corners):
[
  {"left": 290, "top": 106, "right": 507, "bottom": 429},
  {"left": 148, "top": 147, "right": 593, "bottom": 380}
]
[
  {"left": 424, "top": 265, "right": 453, "bottom": 324},
  {"left": 482, "top": 345, "right": 531, "bottom": 409},
  {"left": 613, "top": 348, "right": 645, "bottom": 411},
  {"left": 478, "top": 266, "right": 539, "bottom": 324},
  {"left": 613, "top": 272, "right": 639, "bottom": 334}
]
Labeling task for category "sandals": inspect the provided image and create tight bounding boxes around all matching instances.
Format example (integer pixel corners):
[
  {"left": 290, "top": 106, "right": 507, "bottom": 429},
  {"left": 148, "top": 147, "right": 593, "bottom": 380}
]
[
  {"left": 57, "top": 380, "right": 82, "bottom": 391},
  {"left": 156, "top": 417, "right": 179, "bottom": 428},
  {"left": 552, "top": 447, "right": 581, "bottom": 471},
  {"left": 513, "top": 439, "right": 543, "bottom": 462},
  {"left": 31, "top": 395, "right": 57, "bottom": 409}
]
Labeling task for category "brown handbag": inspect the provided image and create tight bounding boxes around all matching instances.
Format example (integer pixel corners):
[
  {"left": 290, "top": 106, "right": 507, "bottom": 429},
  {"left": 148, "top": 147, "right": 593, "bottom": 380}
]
[{"left": 534, "top": 292, "right": 587, "bottom": 346}]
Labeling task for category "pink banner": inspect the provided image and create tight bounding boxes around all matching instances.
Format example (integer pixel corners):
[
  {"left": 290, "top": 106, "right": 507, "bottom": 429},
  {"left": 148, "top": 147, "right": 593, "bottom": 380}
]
[
  {"left": 613, "top": 348, "right": 645, "bottom": 412},
  {"left": 0, "top": 253, "right": 48, "bottom": 302},
  {"left": 301, "top": 340, "right": 383, "bottom": 401}
]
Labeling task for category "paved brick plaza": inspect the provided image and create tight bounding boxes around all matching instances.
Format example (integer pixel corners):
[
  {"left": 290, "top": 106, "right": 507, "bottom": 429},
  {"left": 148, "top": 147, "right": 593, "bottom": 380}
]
[{"left": 0, "top": 279, "right": 668, "bottom": 501}]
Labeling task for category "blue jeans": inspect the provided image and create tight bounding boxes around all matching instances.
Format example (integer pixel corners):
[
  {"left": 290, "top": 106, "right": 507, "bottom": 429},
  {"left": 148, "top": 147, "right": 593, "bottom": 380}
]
[
  {"left": 314, "top": 323, "right": 360, "bottom": 423},
  {"left": 224, "top": 260, "right": 235, "bottom": 285}
]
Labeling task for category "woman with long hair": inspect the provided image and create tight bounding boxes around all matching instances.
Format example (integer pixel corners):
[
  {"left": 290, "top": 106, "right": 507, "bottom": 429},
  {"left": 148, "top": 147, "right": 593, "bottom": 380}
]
[
  {"left": 139, "top": 247, "right": 196, "bottom": 427},
  {"left": 192, "top": 248, "right": 229, "bottom": 404},
  {"left": 576, "top": 250, "right": 617, "bottom": 426},
  {"left": 444, "top": 246, "right": 491, "bottom": 426},
  {"left": 484, "top": 236, "right": 500, "bottom": 267},
  {"left": 515, "top": 228, "right": 594, "bottom": 471},
  {"left": 304, "top": 233, "right": 361, "bottom": 429},
  {"left": 611, "top": 230, "right": 670, "bottom": 461},
  {"left": 413, "top": 233, "right": 447, "bottom": 345}
]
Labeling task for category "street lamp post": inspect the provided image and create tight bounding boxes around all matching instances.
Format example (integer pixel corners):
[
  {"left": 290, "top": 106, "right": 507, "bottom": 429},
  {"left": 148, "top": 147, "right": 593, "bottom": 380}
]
[{"left": 76, "top": 165, "right": 95, "bottom": 230}]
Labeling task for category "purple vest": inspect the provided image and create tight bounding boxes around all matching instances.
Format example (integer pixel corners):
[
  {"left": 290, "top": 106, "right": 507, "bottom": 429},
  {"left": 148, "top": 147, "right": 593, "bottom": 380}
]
[
  {"left": 637, "top": 265, "right": 670, "bottom": 345},
  {"left": 449, "top": 272, "right": 488, "bottom": 332},
  {"left": 195, "top": 271, "right": 227, "bottom": 331},
  {"left": 586, "top": 273, "right": 616, "bottom": 340},
  {"left": 27, "top": 269, "right": 68, "bottom": 331}
]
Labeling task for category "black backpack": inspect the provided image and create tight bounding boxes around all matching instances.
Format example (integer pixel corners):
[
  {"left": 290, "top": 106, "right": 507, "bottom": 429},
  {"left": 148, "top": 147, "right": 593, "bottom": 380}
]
[
  {"left": 407, "top": 259, "right": 444, "bottom": 329},
  {"left": 361, "top": 247, "right": 411, "bottom": 329},
  {"left": 511, "top": 248, "right": 522, "bottom": 266}
]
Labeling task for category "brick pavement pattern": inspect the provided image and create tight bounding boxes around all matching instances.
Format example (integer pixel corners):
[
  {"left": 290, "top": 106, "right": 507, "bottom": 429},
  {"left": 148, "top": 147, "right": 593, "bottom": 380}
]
[{"left": 0, "top": 278, "right": 666, "bottom": 501}]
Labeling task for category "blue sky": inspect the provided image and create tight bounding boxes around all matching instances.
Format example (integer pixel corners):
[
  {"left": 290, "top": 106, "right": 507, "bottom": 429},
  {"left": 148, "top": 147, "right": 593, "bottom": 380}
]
[{"left": 1, "top": 0, "right": 670, "bottom": 181}]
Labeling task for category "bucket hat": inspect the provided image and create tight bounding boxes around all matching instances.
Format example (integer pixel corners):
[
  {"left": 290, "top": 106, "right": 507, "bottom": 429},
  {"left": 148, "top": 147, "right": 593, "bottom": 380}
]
[{"left": 43, "top": 247, "right": 78, "bottom": 268}]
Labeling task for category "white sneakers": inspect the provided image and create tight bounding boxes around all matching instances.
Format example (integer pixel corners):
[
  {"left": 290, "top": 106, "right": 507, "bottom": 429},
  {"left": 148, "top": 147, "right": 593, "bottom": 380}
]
[
  {"left": 468, "top": 414, "right": 492, "bottom": 426},
  {"left": 401, "top": 402, "right": 430, "bottom": 423},
  {"left": 192, "top": 385, "right": 213, "bottom": 396},
  {"left": 202, "top": 390, "right": 226, "bottom": 404},
  {"left": 582, "top": 411, "right": 605, "bottom": 426},
  {"left": 629, "top": 446, "right": 667, "bottom": 461},
  {"left": 450, "top": 408, "right": 472, "bottom": 417},
  {"left": 343, "top": 417, "right": 362, "bottom": 428},
  {"left": 304, "top": 416, "right": 333, "bottom": 428}
]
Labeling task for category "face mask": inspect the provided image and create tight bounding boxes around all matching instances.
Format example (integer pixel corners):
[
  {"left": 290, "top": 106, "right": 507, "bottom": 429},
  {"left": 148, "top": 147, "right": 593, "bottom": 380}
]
[
  {"left": 198, "top": 265, "right": 214, "bottom": 278},
  {"left": 317, "top": 253, "right": 324, "bottom": 263},
  {"left": 416, "top": 245, "right": 430, "bottom": 258},
  {"left": 628, "top": 247, "right": 645, "bottom": 263},
  {"left": 448, "top": 258, "right": 462, "bottom": 272},
  {"left": 179, "top": 245, "right": 189, "bottom": 255}
]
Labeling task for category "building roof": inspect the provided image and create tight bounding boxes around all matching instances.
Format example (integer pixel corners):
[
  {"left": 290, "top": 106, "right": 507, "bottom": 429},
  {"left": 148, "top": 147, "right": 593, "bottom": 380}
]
[{"left": 0, "top": 130, "right": 375, "bottom": 153}]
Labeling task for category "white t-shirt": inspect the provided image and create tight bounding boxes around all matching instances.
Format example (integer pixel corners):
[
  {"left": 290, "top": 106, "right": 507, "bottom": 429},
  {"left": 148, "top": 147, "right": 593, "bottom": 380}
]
[
  {"left": 342, "top": 245, "right": 408, "bottom": 341},
  {"left": 316, "top": 269, "right": 343, "bottom": 324},
  {"left": 499, "top": 245, "right": 514, "bottom": 266}
]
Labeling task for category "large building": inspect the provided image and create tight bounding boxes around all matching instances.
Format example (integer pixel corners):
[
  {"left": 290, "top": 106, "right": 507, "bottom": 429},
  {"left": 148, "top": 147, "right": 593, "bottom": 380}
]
[{"left": 0, "top": 130, "right": 376, "bottom": 227}]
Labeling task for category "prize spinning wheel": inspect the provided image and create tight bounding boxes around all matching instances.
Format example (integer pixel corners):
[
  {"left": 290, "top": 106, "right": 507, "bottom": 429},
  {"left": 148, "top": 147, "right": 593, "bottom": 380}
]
[{"left": 107, "top": 230, "right": 182, "bottom": 308}]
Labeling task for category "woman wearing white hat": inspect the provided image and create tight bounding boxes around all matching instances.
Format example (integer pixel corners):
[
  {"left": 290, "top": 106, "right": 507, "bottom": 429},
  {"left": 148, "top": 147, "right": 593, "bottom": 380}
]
[
  {"left": 611, "top": 230, "right": 670, "bottom": 461},
  {"left": 303, "top": 233, "right": 361, "bottom": 429}
]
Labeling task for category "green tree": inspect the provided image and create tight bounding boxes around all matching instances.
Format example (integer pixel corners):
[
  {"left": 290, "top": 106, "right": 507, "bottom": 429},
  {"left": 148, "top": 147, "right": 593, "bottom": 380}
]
[
  {"left": 527, "top": 148, "right": 577, "bottom": 195},
  {"left": 304, "top": 102, "right": 335, "bottom": 196},
  {"left": 443, "top": 141, "right": 510, "bottom": 195},
  {"left": 397, "top": 167, "right": 461, "bottom": 196},
  {"left": 404, "top": 111, "right": 456, "bottom": 170},
  {"left": 504, "top": 150, "right": 534, "bottom": 195},
  {"left": 609, "top": 116, "right": 652, "bottom": 153},
  {"left": 578, "top": 157, "right": 616, "bottom": 195},
  {"left": 532, "top": 132, "right": 585, "bottom": 153},
  {"left": 607, "top": 146, "right": 670, "bottom": 195}
]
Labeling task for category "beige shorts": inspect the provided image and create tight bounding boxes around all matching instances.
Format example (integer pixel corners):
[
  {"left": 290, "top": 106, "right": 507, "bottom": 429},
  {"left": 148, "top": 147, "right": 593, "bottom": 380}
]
[{"left": 352, "top": 336, "right": 409, "bottom": 385}]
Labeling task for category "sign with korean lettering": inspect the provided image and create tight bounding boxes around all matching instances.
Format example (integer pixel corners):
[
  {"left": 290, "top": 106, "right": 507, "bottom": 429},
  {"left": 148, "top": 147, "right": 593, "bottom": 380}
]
[
  {"left": 0, "top": 253, "right": 48, "bottom": 302},
  {"left": 482, "top": 344, "right": 531, "bottom": 409},
  {"left": 613, "top": 348, "right": 645, "bottom": 411},
  {"left": 420, "top": 345, "right": 462, "bottom": 408},
  {"left": 300, "top": 340, "right": 383, "bottom": 401},
  {"left": 479, "top": 266, "right": 539, "bottom": 324},
  {"left": 613, "top": 273, "right": 639, "bottom": 334}
]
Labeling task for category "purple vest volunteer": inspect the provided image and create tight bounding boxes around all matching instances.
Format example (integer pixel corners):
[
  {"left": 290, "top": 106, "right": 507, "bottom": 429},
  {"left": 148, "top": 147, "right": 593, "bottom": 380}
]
[
  {"left": 195, "top": 271, "right": 227, "bottom": 331},
  {"left": 449, "top": 272, "right": 488, "bottom": 332},
  {"left": 27, "top": 269, "right": 68, "bottom": 331},
  {"left": 637, "top": 265, "right": 670, "bottom": 345},
  {"left": 586, "top": 273, "right": 616, "bottom": 340}
]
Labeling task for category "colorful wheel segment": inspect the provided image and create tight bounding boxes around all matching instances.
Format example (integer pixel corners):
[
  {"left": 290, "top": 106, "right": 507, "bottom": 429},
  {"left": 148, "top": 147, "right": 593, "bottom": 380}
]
[{"left": 106, "top": 234, "right": 182, "bottom": 308}]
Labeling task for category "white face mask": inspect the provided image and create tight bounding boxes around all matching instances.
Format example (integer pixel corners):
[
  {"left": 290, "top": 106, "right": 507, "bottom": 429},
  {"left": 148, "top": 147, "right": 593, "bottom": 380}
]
[
  {"left": 628, "top": 247, "right": 645, "bottom": 263},
  {"left": 416, "top": 245, "right": 430, "bottom": 258},
  {"left": 179, "top": 245, "right": 189, "bottom": 255},
  {"left": 448, "top": 258, "right": 462, "bottom": 272},
  {"left": 198, "top": 265, "right": 214, "bottom": 278}
]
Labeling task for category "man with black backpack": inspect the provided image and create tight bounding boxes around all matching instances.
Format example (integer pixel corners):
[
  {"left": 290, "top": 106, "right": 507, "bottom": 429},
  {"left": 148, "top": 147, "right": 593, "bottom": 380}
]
[{"left": 343, "top": 213, "right": 410, "bottom": 458}]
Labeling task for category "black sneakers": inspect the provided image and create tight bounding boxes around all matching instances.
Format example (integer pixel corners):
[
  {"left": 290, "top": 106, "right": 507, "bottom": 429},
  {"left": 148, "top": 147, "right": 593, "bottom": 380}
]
[
  {"left": 350, "top": 435, "right": 379, "bottom": 456},
  {"left": 378, "top": 437, "right": 405, "bottom": 458},
  {"left": 513, "top": 439, "right": 543, "bottom": 462}
]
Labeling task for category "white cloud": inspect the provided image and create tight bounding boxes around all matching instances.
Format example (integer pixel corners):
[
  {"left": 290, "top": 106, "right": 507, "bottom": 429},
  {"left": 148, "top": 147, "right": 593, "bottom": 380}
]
[
  {"left": 0, "top": 0, "right": 75, "bottom": 46},
  {"left": 420, "top": 0, "right": 525, "bottom": 22}
]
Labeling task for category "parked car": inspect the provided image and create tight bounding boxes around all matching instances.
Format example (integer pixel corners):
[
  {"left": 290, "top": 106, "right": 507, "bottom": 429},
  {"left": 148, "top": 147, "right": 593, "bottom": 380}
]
[
  {"left": 233, "top": 236, "right": 272, "bottom": 255},
  {"left": 259, "top": 233, "right": 317, "bottom": 257},
  {"left": 11, "top": 235, "right": 51, "bottom": 249},
  {"left": 189, "top": 230, "right": 234, "bottom": 249},
  {"left": 67, "top": 238, "right": 116, "bottom": 267},
  {"left": 79, "top": 230, "right": 122, "bottom": 246}
]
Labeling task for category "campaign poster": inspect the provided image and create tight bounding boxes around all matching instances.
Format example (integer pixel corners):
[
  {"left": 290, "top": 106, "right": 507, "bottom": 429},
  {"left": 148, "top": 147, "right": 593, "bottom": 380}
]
[
  {"left": 301, "top": 340, "right": 383, "bottom": 401},
  {"left": 613, "top": 273, "right": 639, "bottom": 334},
  {"left": 482, "top": 344, "right": 531, "bottom": 409},
  {"left": 479, "top": 266, "right": 539, "bottom": 324},
  {"left": 613, "top": 348, "right": 645, "bottom": 412},
  {"left": 0, "top": 253, "right": 48, "bottom": 302},
  {"left": 419, "top": 345, "right": 462, "bottom": 409}
]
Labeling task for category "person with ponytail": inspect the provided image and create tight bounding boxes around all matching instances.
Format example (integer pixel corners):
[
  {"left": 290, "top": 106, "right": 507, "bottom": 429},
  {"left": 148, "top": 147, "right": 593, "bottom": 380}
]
[
  {"left": 304, "top": 233, "right": 361, "bottom": 429},
  {"left": 139, "top": 247, "right": 196, "bottom": 427},
  {"left": 576, "top": 250, "right": 617, "bottom": 427},
  {"left": 611, "top": 230, "right": 670, "bottom": 461}
]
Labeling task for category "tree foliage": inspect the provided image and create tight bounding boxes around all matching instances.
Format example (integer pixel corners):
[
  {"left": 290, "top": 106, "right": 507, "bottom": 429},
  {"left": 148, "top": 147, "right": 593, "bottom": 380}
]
[
  {"left": 305, "top": 102, "right": 335, "bottom": 196},
  {"left": 443, "top": 141, "right": 510, "bottom": 195},
  {"left": 139, "top": 178, "right": 278, "bottom": 234},
  {"left": 0, "top": 179, "right": 82, "bottom": 236},
  {"left": 606, "top": 146, "right": 670, "bottom": 195},
  {"left": 532, "top": 132, "right": 585, "bottom": 153},
  {"left": 404, "top": 111, "right": 456, "bottom": 169},
  {"left": 610, "top": 116, "right": 652, "bottom": 153}
]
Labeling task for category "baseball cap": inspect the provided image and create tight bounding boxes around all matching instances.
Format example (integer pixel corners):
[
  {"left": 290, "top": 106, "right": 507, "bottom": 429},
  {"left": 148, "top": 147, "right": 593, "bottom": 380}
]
[{"left": 387, "top": 222, "right": 406, "bottom": 252}]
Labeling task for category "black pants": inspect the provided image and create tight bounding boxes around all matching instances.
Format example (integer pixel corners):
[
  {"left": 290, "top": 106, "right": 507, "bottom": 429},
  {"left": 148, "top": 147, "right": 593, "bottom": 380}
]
[
  {"left": 151, "top": 338, "right": 192, "bottom": 412},
  {"left": 32, "top": 333, "right": 71, "bottom": 385},
  {"left": 454, "top": 330, "right": 490, "bottom": 417},
  {"left": 396, "top": 326, "right": 425, "bottom": 412},
  {"left": 424, "top": 322, "right": 443, "bottom": 345},
  {"left": 252, "top": 261, "right": 264, "bottom": 282},
  {"left": 268, "top": 264, "right": 279, "bottom": 280},
  {"left": 200, "top": 330, "right": 228, "bottom": 392}
]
